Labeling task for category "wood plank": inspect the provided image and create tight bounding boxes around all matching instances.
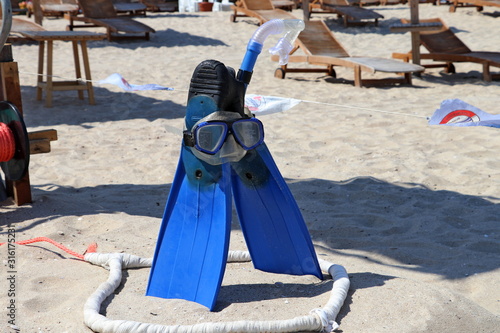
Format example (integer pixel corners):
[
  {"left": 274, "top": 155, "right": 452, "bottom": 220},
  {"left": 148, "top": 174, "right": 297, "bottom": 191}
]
[
  {"left": 28, "top": 129, "right": 58, "bottom": 141},
  {"left": 0, "top": 63, "right": 23, "bottom": 112},
  {"left": 19, "top": 31, "right": 106, "bottom": 41},
  {"left": 410, "top": 0, "right": 421, "bottom": 65},
  {"left": 29, "top": 139, "right": 52, "bottom": 154},
  {"left": 390, "top": 22, "right": 443, "bottom": 33},
  {"left": 6, "top": 175, "right": 32, "bottom": 206}
]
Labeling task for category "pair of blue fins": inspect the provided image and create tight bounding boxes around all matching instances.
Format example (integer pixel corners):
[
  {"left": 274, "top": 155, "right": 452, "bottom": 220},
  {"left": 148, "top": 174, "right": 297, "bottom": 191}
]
[{"left": 147, "top": 20, "right": 322, "bottom": 311}]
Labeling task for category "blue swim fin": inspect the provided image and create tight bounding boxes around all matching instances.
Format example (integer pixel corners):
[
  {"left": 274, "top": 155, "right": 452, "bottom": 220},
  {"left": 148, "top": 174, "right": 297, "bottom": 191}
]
[
  {"left": 146, "top": 60, "right": 245, "bottom": 310},
  {"left": 231, "top": 145, "right": 323, "bottom": 279},
  {"left": 146, "top": 143, "right": 232, "bottom": 310}
]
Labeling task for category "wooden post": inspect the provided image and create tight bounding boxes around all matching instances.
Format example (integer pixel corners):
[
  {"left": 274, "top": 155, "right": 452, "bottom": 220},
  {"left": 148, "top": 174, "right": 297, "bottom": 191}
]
[
  {"left": 390, "top": 1, "right": 442, "bottom": 67},
  {"left": 303, "top": 0, "right": 310, "bottom": 21},
  {"left": 0, "top": 44, "right": 33, "bottom": 205},
  {"left": 409, "top": 0, "right": 420, "bottom": 65},
  {"left": 32, "top": 0, "right": 43, "bottom": 25}
]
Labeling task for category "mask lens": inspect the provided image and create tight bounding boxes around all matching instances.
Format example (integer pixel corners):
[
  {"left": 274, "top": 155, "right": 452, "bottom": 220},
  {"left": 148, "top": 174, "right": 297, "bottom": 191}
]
[
  {"left": 195, "top": 122, "right": 227, "bottom": 154},
  {"left": 232, "top": 119, "right": 264, "bottom": 150}
]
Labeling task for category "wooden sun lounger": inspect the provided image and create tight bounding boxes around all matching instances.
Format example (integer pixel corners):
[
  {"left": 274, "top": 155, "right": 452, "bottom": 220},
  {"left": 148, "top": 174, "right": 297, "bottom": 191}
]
[
  {"left": 229, "top": 0, "right": 421, "bottom": 86},
  {"left": 272, "top": 20, "right": 424, "bottom": 87},
  {"left": 449, "top": 0, "right": 500, "bottom": 12},
  {"left": 66, "top": 0, "right": 155, "bottom": 41},
  {"left": 11, "top": 1, "right": 29, "bottom": 15},
  {"left": 392, "top": 18, "right": 500, "bottom": 82},
  {"left": 111, "top": 0, "right": 148, "bottom": 16},
  {"left": 10, "top": 17, "right": 46, "bottom": 32},
  {"left": 272, "top": 0, "right": 297, "bottom": 10},
  {"left": 5, "top": 17, "right": 45, "bottom": 42},
  {"left": 309, "top": 0, "right": 383, "bottom": 27},
  {"left": 37, "top": 0, "right": 80, "bottom": 18},
  {"left": 230, "top": 0, "right": 297, "bottom": 24},
  {"left": 139, "top": 0, "right": 178, "bottom": 12},
  {"left": 348, "top": 0, "right": 407, "bottom": 6}
]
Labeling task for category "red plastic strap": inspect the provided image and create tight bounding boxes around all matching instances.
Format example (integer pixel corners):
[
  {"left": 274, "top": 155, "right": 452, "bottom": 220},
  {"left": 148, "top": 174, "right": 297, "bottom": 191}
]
[
  {"left": 0, "top": 237, "right": 89, "bottom": 260},
  {"left": 0, "top": 122, "right": 15, "bottom": 162}
]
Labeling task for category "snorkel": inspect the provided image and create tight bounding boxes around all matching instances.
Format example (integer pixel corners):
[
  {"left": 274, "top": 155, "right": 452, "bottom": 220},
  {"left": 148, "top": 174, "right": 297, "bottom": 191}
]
[
  {"left": 238, "top": 19, "right": 304, "bottom": 87},
  {"left": 187, "top": 19, "right": 305, "bottom": 166}
]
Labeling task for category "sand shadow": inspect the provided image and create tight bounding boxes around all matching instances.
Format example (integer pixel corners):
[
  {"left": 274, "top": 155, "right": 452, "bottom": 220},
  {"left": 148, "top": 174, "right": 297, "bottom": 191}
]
[
  {"left": 0, "top": 182, "right": 170, "bottom": 233},
  {"left": 483, "top": 11, "right": 500, "bottom": 18},
  {"left": 285, "top": 177, "right": 499, "bottom": 280},
  {"left": 19, "top": 85, "right": 185, "bottom": 127},
  {"left": 152, "top": 28, "right": 229, "bottom": 47},
  {"left": 81, "top": 28, "right": 228, "bottom": 50},
  {"left": 215, "top": 280, "right": 335, "bottom": 311},
  {"left": 415, "top": 72, "right": 500, "bottom": 86},
  {"left": 1, "top": 175, "right": 498, "bottom": 281}
]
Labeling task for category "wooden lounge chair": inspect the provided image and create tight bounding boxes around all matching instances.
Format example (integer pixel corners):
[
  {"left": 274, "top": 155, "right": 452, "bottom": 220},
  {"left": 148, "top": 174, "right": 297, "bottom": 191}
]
[
  {"left": 11, "top": 1, "right": 29, "bottom": 15},
  {"left": 309, "top": 0, "right": 383, "bottom": 27},
  {"left": 230, "top": 0, "right": 298, "bottom": 24},
  {"left": 32, "top": 0, "right": 80, "bottom": 18},
  {"left": 111, "top": 0, "right": 148, "bottom": 16},
  {"left": 0, "top": 4, "right": 40, "bottom": 34},
  {"left": 449, "top": 0, "right": 500, "bottom": 12},
  {"left": 272, "top": 0, "right": 297, "bottom": 10},
  {"left": 66, "top": 0, "right": 155, "bottom": 41},
  {"left": 350, "top": 0, "right": 407, "bottom": 6},
  {"left": 392, "top": 18, "right": 500, "bottom": 82},
  {"left": 272, "top": 20, "right": 424, "bottom": 87},
  {"left": 139, "top": 0, "right": 178, "bottom": 12},
  {"left": 6, "top": 17, "right": 45, "bottom": 42},
  {"left": 10, "top": 17, "right": 46, "bottom": 31}
]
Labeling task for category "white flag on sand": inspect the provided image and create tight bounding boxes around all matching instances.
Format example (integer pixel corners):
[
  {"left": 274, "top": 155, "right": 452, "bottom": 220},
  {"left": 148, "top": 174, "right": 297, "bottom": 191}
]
[
  {"left": 98, "top": 73, "right": 174, "bottom": 91},
  {"left": 245, "top": 94, "right": 301, "bottom": 115},
  {"left": 429, "top": 99, "right": 500, "bottom": 128}
]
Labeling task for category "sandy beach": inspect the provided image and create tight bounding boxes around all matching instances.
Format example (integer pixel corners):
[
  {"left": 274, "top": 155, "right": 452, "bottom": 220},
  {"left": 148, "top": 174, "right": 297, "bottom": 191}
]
[{"left": 1, "top": 3, "right": 499, "bottom": 332}]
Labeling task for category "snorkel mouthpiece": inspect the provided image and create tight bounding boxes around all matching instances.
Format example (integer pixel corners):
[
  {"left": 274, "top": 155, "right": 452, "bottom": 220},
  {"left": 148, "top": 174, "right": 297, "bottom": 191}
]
[
  {"left": 269, "top": 19, "right": 304, "bottom": 65},
  {"left": 240, "top": 19, "right": 305, "bottom": 81}
]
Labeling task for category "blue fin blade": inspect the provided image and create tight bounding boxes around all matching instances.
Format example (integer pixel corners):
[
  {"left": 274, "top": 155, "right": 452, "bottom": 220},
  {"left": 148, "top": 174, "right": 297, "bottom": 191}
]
[
  {"left": 231, "top": 144, "right": 322, "bottom": 279},
  {"left": 146, "top": 148, "right": 232, "bottom": 310}
]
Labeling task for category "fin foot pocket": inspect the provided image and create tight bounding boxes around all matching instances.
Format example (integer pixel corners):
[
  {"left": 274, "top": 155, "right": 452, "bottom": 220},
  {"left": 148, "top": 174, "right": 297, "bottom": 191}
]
[{"left": 188, "top": 60, "right": 246, "bottom": 118}]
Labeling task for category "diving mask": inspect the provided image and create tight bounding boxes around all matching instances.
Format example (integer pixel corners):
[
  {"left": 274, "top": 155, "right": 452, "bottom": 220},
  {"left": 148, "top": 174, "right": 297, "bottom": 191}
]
[{"left": 183, "top": 111, "right": 264, "bottom": 164}]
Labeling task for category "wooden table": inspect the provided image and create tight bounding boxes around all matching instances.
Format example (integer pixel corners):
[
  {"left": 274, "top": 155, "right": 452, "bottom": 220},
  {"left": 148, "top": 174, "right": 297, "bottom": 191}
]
[{"left": 18, "top": 31, "right": 106, "bottom": 107}]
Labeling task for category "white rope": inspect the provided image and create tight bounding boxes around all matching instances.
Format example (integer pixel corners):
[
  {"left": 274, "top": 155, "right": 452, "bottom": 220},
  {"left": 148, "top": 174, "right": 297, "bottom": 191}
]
[
  {"left": 227, "top": 250, "right": 252, "bottom": 262},
  {"left": 83, "top": 251, "right": 350, "bottom": 333},
  {"left": 18, "top": 71, "right": 101, "bottom": 84},
  {"left": 17, "top": 70, "right": 425, "bottom": 119},
  {"left": 301, "top": 100, "right": 427, "bottom": 119},
  {"left": 18, "top": 71, "right": 190, "bottom": 93}
]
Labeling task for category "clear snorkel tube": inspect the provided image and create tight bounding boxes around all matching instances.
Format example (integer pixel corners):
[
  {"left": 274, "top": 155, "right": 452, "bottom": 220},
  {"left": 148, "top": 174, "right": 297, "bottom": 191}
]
[{"left": 237, "top": 19, "right": 305, "bottom": 87}]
